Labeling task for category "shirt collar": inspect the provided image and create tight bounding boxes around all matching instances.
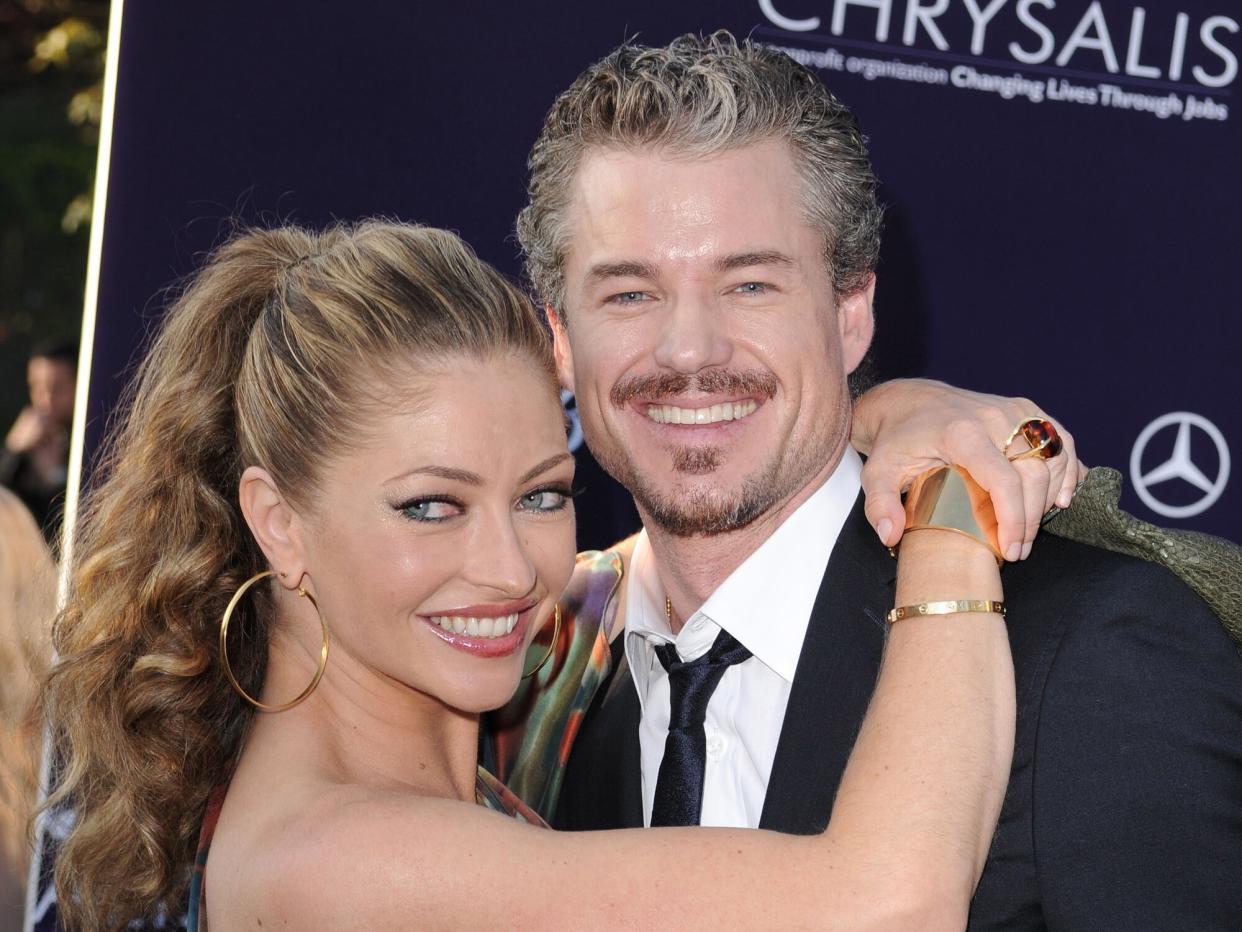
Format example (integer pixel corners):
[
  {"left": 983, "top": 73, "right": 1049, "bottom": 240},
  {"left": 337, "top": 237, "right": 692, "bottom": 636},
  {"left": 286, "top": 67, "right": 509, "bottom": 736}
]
[{"left": 624, "top": 447, "right": 863, "bottom": 686}]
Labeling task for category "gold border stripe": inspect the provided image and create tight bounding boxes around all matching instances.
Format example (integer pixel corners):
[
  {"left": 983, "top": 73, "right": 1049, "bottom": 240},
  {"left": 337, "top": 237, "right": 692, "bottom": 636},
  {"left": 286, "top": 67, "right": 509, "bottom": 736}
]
[{"left": 58, "top": 0, "right": 126, "bottom": 582}]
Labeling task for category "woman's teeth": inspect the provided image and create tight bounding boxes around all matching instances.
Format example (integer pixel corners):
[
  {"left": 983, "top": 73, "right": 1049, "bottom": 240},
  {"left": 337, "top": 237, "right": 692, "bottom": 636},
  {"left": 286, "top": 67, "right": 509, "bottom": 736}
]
[
  {"left": 430, "top": 614, "right": 519, "bottom": 638},
  {"left": 646, "top": 399, "right": 758, "bottom": 425}
]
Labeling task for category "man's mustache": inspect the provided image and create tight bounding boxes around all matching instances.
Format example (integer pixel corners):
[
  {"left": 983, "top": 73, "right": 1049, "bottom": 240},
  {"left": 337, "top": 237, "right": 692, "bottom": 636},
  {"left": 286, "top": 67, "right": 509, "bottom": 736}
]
[{"left": 610, "top": 369, "right": 778, "bottom": 408}]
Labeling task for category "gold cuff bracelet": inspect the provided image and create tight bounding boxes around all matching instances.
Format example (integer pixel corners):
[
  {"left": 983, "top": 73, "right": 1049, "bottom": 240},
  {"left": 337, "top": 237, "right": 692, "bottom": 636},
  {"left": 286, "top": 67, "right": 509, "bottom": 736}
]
[{"left": 902, "top": 464, "right": 1003, "bottom": 565}]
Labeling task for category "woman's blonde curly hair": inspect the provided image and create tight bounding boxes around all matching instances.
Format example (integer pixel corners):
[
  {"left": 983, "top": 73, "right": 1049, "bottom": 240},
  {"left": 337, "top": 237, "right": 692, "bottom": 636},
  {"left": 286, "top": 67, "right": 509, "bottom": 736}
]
[{"left": 40, "top": 220, "right": 554, "bottom": 931}]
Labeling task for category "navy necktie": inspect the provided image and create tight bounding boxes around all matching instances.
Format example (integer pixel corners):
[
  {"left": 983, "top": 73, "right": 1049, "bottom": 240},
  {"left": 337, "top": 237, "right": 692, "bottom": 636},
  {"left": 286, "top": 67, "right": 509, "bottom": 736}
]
[{"left": 650, "top": 628, "right": 752, "bottom": 826}]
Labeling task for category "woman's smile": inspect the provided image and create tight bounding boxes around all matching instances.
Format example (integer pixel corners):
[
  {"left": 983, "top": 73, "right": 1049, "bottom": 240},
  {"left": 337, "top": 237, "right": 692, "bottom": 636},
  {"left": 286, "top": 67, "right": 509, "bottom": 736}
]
[{"left": 420, "top": 596, "right": 542, "bottom": 658}]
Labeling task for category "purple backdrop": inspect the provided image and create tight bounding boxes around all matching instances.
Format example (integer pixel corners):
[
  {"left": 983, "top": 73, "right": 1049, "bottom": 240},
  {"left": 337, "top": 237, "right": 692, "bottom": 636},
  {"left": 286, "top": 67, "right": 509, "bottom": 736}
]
[{"left": 76, "top": 0, "right": 1239, "bottom": 547}]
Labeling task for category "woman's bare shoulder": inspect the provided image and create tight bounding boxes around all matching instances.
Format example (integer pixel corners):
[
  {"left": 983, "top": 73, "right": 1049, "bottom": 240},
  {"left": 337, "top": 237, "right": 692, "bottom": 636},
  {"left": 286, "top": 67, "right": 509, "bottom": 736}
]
[
  {"left": 206, "top": 780, "right": 538, "bottom": 931},
  {"left": 205, "top": 780, "right": 456, "bottom": 928}
]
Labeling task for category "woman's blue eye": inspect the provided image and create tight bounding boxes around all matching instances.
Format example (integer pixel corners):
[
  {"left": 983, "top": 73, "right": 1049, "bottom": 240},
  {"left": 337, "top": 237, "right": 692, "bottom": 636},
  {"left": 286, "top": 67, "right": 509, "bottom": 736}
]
[
  {"left": 400, "top": 499, "right": 462, "bottom": 522},
  {"left": 518, "top": 488, "right": 569, "bottom": 512}
]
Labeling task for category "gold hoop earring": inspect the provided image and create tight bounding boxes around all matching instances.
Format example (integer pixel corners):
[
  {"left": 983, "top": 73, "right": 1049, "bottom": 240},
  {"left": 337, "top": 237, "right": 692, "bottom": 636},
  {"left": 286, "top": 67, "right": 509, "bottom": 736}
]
[
  {"left": 522, "top": 604, "right": 561, "bottom": 680},
  {"left": 219, "top": 570, "right": 330, "bottom": 713}
]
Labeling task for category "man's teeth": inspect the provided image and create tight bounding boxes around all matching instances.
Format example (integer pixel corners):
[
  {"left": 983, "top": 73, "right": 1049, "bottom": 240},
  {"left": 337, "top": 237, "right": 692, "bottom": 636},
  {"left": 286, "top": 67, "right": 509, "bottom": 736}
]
[
  {"left": 430, "top": 613, "right": 519, "bottom": 638},
  {"left": 646, "top": 400, "right": 759, "bottom": 425}
]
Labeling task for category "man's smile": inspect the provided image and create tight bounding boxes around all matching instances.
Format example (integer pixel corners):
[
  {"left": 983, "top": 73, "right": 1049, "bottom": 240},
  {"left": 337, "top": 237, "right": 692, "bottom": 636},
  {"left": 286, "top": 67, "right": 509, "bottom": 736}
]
[{"left": 644, "top": 398, "right": 760, "bottom": 425}]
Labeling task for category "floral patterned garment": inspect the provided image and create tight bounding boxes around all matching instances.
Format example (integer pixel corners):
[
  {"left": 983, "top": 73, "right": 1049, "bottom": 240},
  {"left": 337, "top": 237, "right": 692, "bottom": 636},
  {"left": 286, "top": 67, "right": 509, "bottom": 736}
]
[
  {"left": 186, "top": 766, "right": 550, "bottom": 931},
  {"left": 486, "top": 549, "right": 625, "bottom": 821}
]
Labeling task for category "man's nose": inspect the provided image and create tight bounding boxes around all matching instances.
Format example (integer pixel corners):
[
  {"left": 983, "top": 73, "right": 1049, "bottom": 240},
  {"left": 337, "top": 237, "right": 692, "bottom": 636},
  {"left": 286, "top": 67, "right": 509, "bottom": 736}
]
[{"left": 651, "top": 293, "right": 732, "bottom": 374}]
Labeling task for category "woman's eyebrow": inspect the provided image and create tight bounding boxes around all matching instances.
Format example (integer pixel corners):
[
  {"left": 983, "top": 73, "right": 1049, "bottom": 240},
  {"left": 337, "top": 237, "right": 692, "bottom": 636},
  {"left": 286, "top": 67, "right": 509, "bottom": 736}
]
[
  {"left": 519, "top": 453, "right": 572, "bottom": 485},
  {"left": 390, "top": 465, "right": 483, "bottom": 485}
]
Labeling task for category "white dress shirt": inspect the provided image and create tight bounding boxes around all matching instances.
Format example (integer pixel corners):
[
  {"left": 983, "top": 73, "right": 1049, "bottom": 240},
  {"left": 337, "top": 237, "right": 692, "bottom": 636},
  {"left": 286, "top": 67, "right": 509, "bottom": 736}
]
[{"left": 624, "top": 448, "right": 863, "bottom": 828}]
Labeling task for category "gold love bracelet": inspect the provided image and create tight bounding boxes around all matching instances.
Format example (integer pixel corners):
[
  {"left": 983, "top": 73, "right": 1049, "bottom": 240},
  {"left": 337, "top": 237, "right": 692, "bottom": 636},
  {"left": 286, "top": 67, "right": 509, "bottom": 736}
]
[{"left": 886, "top": 599, "right": 1007, "bottom": 624}]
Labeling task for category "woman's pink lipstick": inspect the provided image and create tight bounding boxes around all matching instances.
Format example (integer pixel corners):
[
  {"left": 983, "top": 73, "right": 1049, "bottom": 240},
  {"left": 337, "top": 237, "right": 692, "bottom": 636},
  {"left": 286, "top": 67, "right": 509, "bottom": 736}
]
[{"left": 419, "top": 598, "right": 541, "bottom": 658}]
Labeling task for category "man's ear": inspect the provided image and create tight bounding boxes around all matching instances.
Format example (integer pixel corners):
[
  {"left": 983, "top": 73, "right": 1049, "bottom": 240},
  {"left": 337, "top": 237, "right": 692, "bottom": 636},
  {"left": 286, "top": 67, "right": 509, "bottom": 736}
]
[
  {"left": 238, "top": 465, "right": 306, "bottom": 590},
  {"left": 545, "top": 303, "right": 575, "bottom": 393},
  {"left": 838, "top": 275, "right": 877, "bottom": 375}
]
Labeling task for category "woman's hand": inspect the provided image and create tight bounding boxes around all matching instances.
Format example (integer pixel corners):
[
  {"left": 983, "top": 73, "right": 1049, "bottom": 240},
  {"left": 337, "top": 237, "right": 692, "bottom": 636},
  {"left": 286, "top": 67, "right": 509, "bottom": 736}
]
[{"left": 852, "top": 378, "right": 1087, "bottom": 561}]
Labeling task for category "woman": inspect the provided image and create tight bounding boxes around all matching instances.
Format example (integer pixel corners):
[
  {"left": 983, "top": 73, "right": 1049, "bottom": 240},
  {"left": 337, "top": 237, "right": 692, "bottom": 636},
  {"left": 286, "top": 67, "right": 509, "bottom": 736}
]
[{"left": 44, "top": 220, "right": 1025, "bottom": 930}]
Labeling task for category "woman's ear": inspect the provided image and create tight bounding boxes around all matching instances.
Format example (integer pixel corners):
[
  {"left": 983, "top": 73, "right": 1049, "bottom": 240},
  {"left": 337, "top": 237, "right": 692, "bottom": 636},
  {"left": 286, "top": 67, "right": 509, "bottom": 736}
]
[{"left": 238, "top": 465, "right": 306, "bottom": 590}]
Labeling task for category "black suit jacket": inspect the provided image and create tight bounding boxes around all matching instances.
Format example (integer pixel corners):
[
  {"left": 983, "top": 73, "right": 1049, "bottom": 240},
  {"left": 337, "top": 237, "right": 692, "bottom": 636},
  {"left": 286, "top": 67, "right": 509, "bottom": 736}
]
[{"left": 554, "top": 494, "right": 1242, "bottom": 930}]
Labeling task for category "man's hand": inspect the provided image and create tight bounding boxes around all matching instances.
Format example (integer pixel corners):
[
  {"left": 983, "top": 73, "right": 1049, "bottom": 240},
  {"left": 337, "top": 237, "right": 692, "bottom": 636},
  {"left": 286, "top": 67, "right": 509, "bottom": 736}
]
[
  {"left": 5, "top": 407, "right": 51, "bottom": 455},
  {"left": 851, "top": 379, "right": 1086, "bottom": 562}
]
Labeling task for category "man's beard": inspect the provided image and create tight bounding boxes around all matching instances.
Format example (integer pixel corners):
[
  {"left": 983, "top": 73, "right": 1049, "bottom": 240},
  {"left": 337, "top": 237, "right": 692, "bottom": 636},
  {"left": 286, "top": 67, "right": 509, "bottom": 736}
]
[
  {"left": 593, "top": 367, "right": 787, "bottom": 537},
  {"left": 624, "top": 454, "right": 784, "bottom": 537}
]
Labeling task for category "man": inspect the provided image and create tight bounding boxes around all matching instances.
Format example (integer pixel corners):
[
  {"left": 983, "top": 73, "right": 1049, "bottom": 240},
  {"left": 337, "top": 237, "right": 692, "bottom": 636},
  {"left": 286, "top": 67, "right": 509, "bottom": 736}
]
[
  {"left": 498, "top": 33, "right": 1242, "bottom": 930},
  {"left": 1, "top": 341, "right": 77, "bottom": 544}
]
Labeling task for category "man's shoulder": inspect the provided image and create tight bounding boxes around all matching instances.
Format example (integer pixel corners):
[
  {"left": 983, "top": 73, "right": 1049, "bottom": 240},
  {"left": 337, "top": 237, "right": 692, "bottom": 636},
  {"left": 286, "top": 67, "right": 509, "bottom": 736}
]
[
  {"left": 1017, "top": 531, "right": 1196, "bottom": 591},
  {"left": 1000, "top": 531, "right": 1242, "bottom": 752},
  {"left": 1003, "top": 530, "right": 1242, "bottom": 779},
  {"left": 1007, "top": 531, "right": 1237, "bottom": 660},
  {"left": 1035, "top": 466, "right": 1242, "bottom": 651},
  {"left": 971, "top": 533, "right": 1242, "bottom": 931}
]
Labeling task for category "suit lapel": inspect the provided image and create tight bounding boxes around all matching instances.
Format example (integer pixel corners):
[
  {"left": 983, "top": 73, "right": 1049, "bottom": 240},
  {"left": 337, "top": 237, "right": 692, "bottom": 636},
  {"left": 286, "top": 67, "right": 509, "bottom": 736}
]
[
  {"left": 760, "top": 492, "right": 895, "bottom": 834},
  {"left": 553, "top": 630, "right": 645, "bottom": 829},
  {"left": 597, "top": 637, "right": 645, "bottom": 828}
]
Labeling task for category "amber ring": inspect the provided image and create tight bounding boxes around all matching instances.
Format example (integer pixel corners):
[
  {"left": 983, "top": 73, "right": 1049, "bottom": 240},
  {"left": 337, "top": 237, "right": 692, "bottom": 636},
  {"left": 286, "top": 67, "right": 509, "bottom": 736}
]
[{"left": 1004, "top": 417, "right": 1063, "bottom": 461}]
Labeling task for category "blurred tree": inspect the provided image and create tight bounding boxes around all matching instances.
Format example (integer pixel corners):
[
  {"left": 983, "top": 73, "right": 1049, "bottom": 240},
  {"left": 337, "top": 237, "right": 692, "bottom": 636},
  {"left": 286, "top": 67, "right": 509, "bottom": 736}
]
[{"left": 0, "top": 0, "right": 108, "bottom": 430}]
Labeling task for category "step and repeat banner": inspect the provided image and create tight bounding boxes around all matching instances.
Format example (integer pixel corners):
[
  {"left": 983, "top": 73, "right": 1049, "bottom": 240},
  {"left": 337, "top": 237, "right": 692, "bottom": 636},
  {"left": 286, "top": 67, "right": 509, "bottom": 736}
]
[
  {"left": 74, "top": 0, "right": 1242, "bottom": 546},
  {"left": 27, "top": 0, "right": 1239, "bottom": 927}
]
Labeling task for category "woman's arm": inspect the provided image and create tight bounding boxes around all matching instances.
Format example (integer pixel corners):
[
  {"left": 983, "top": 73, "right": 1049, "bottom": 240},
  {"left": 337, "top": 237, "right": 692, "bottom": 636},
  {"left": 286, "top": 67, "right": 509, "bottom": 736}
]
[
  {"left": 831, "top": 529, "right": 1012, "bottom": 910},
  {"left": 250, "top": 529, "right": 1011, "bottom": 931}
]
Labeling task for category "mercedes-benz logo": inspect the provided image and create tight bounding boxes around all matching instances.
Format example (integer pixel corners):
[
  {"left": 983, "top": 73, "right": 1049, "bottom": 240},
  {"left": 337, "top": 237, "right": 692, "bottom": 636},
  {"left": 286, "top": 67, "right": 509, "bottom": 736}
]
[{"left": 1130, "top": 412, "right": 1231, "bottom": 518}]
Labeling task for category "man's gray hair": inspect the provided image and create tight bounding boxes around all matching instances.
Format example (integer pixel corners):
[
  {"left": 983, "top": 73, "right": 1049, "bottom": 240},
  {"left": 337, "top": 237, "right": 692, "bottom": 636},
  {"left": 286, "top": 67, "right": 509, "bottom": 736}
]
[{"left": 516, "top": 30, "right": 883, "bottom": 313}]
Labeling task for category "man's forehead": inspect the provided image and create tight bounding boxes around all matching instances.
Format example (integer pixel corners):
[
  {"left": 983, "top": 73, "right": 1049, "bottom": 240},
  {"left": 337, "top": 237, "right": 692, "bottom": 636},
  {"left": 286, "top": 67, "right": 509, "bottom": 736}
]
[
  {"left": 565, "top": 141, "right": 816, "bottom": 270},
  {"left": 571, "top": 139, "right": 801, "bottom": 199}
]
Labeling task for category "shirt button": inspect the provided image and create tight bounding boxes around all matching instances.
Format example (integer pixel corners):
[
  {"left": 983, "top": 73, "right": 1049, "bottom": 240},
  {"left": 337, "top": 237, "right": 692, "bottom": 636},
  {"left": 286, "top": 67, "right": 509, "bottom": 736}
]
[{"left": 706, "top": 733, "right": 726, "bottom": 759}]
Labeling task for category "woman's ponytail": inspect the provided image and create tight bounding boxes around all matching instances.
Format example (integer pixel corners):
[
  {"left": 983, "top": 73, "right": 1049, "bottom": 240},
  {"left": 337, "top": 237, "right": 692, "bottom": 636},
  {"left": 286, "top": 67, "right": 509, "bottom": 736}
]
[
  {"left": 43, "top": 228, "right": 323, "bottom": 930},
  {"left": 42, "top": 220, "right": 556, "bottom": 930}
]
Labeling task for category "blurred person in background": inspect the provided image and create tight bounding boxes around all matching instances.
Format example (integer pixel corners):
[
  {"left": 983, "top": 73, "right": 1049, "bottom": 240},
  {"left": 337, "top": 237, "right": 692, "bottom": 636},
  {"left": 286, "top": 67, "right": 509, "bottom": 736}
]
[
  {"left": 1, "top": 341, "right": 77, "bottom": 546},
  {"left": 0, "top": 486, "right": 57, "bottom": 932}
]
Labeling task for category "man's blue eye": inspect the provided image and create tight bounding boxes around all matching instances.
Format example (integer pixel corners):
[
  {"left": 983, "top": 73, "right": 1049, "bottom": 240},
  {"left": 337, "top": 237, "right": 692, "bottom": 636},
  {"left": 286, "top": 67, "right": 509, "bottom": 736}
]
[
  {"left": 735, "top": 282, "right": 767, "bottom": 294},
  {"left": 613, "top": 291, "right": 645, "bottom": 304}
]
